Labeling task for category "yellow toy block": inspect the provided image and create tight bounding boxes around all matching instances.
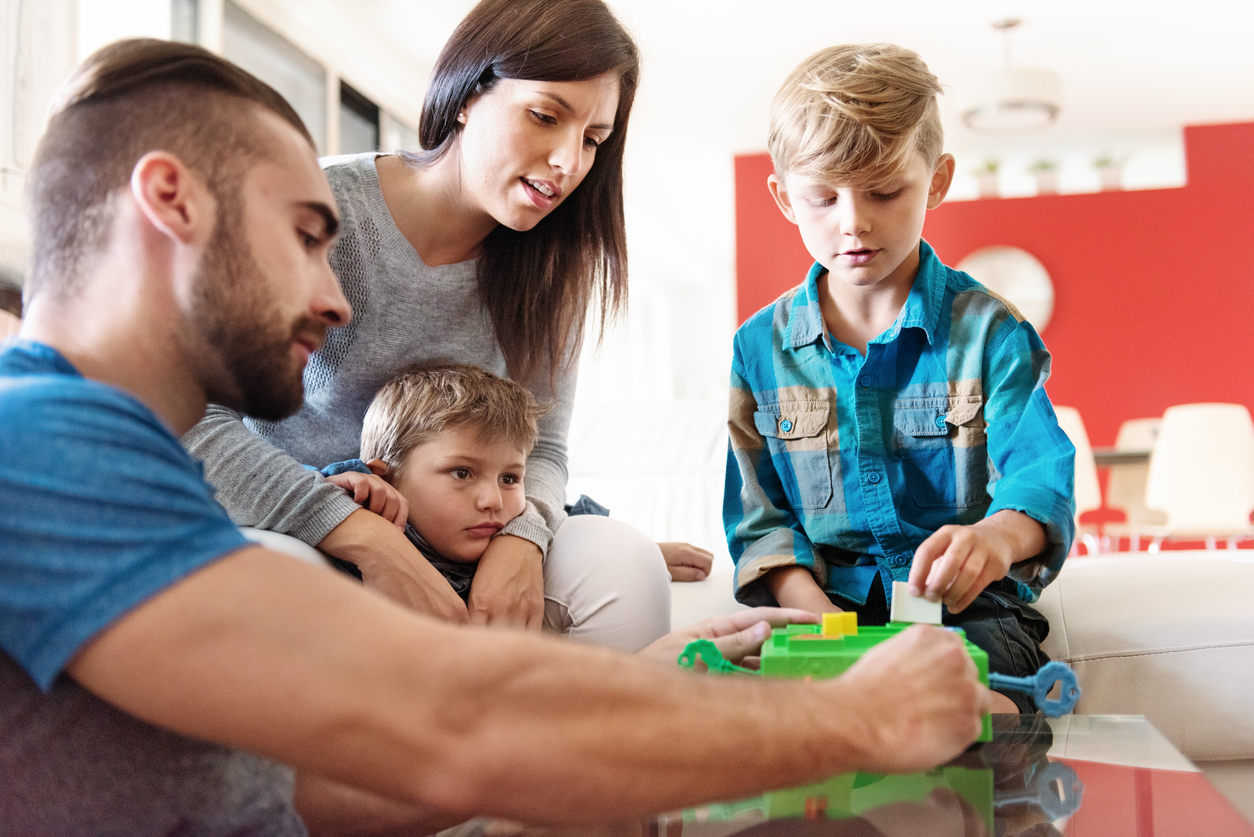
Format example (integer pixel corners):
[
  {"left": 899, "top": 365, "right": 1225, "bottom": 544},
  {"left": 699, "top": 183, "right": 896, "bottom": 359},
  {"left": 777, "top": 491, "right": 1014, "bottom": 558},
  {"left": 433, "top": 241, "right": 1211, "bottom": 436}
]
[{"left": 821, "top": 611, "right": 858, "bottom": 637}]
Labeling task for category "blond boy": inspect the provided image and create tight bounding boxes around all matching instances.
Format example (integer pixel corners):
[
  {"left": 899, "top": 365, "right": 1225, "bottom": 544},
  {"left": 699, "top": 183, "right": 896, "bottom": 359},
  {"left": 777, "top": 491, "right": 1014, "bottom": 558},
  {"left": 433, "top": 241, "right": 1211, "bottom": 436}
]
[
  {"left": 724, "top": 44, "right": 1077, "bottom": 713},
  {"left": 319, "top": 365, "right": 541, "bottom": 599}
]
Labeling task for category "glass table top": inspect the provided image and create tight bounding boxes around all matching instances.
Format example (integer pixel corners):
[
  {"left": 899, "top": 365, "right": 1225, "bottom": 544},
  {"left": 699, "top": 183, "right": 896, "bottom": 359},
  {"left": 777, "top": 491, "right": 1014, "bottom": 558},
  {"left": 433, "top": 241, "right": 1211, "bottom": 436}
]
[{"left": 655, "top": 714, "right": 1254, "bottom": 836}]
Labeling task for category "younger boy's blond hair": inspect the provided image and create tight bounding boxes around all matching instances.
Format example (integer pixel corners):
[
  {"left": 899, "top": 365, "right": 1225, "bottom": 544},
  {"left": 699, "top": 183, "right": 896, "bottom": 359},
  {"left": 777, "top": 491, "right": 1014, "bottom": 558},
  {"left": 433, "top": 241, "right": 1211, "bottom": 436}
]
[
  {"left": 360, "top": 364, "right": 543, "bottom": 477},
  {"left": 768, "top": 43, "right": 943, "bottom": 187}
]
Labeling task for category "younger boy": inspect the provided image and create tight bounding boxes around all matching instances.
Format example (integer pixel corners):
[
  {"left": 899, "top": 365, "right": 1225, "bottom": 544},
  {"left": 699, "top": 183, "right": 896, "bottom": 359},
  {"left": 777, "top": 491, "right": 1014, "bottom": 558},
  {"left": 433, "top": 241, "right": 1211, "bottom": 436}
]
[
  {"left": 321, "top": 364, "right": 541, "bottom": 600},
  {"left": 724, "top": 44, "right": 1076, "bottom": 713}
]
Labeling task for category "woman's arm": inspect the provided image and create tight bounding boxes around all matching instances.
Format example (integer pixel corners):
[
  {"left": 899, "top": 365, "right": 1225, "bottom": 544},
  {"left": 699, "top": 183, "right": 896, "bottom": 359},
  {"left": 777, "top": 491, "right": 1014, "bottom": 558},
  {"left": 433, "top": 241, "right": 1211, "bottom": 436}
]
[
  {"left": 467, "top": 360, "right": 577, "bottom": 629},
  {"left": 184, "top": 404, "right": 360, "bottom": 543},
  {"left": 186, "top": 406, "right": 469, "bottom": 623}
]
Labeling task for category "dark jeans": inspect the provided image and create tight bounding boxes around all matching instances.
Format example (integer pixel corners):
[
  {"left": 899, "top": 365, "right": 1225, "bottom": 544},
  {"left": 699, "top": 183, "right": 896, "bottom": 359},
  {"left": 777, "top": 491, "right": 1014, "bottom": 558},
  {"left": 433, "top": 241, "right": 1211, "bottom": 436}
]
[{"left": 838, "top": 575, "right": 1052, "bottom": 713}]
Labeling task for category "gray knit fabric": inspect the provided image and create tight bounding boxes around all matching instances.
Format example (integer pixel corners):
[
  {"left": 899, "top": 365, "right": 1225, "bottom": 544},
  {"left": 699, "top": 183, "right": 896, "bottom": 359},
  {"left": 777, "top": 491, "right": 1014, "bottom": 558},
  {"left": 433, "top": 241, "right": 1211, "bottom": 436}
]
[{"left": 184, "top": 153, "right": 572, "bottom": 552}]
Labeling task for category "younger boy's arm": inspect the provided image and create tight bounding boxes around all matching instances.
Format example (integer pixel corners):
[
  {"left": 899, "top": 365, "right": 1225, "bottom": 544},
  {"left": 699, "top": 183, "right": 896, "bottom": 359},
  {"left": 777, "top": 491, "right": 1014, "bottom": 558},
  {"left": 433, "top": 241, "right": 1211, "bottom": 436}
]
[{"left": 324, "top": 467, "right": 408, "bottom": 530}]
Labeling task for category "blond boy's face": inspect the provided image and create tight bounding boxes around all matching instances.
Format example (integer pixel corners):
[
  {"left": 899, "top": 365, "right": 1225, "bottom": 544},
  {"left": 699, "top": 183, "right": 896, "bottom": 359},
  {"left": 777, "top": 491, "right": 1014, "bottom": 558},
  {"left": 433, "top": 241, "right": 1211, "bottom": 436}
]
[
  {"left": 768, "top": 152, "right": 954, "bottom": 294},
  {"left": 388, "top": 425, "right": 528, "bottom": 563}
]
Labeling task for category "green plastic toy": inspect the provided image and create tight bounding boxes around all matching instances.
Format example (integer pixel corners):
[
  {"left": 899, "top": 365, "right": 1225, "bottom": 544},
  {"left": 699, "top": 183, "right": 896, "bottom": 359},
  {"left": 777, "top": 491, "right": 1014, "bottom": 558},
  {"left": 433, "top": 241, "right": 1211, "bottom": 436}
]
[{"left": 679, "top": 613, "right": 995, "bottom": 741}]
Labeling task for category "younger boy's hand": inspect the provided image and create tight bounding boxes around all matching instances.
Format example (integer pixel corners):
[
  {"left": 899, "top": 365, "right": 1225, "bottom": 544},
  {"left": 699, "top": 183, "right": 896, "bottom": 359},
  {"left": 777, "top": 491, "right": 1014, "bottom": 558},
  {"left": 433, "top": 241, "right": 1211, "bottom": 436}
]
[
  {"left": 325, "top": 471, "right": 408, "bottom": 530},
  {"left": 909, "top": 510, "right": 1047, "bottom": 613}
]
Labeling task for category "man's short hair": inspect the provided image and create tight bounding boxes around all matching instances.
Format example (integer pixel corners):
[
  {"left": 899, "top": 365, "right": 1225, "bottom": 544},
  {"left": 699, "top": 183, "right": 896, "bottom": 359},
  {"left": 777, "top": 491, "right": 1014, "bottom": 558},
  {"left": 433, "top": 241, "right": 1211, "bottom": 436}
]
[
  {"left": 25, "top": 38, "right": 314, "bottom": 300},
  {"left": 768, "top": 43, "right": 943, "bottom": 187},
  {"left": 360, "top": 365, "right": 544, "bottom": 476}
]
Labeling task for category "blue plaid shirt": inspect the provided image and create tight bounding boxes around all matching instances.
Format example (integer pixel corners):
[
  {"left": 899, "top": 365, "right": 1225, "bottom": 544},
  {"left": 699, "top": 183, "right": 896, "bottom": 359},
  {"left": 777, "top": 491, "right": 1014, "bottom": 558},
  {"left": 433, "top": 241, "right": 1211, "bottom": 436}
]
[{"left": 724, "top": 241, "right": 1075, "bottom": 608}]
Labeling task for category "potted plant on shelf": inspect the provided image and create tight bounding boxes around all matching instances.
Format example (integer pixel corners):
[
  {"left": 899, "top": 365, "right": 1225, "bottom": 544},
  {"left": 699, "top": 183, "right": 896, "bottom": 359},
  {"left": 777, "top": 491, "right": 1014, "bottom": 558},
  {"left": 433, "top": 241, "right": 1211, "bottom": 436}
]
[
  {"left": 974, "top": 158, "right": 1001, "bottom": 199},
  {"left": 1094, "top": 152, "right": 1127, "bottom": 191},
  {"left": 1028, "top": 158, "right": 1059, "bottom": 195}
]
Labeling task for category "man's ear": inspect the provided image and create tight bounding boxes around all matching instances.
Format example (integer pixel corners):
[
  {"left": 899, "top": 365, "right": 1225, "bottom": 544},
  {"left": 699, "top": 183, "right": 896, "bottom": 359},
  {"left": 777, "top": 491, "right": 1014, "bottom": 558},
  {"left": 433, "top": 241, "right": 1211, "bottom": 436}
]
[
  {"left": 767, "top": 173, "right": 799, "bottom": 225},
  {"left": 366, "top": 458, "right": 391, "bottom": 480},
  {"left": 130, "top": 151, "right": 212, "bottom": 246},
  {"left": 927, "top": 153, "right": 956, "bottom": 210}
]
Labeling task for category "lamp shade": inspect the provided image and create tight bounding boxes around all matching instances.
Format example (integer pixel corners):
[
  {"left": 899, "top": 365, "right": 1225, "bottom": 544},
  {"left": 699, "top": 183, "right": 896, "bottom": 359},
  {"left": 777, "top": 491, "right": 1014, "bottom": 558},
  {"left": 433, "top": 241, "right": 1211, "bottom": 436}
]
[{"left": 961, "top": 68, "right": 1063, "bottom": 134}]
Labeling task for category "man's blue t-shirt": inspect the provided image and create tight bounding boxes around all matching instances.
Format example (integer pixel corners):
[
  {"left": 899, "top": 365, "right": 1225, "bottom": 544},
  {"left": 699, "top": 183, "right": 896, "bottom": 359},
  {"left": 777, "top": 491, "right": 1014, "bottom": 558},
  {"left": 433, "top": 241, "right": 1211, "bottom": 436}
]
[
  {"left": 0, "top": 340, "right": 305, "bottom": 835},
  {"left": 0, "top": 340, "right": 250, "bottom": 687}
]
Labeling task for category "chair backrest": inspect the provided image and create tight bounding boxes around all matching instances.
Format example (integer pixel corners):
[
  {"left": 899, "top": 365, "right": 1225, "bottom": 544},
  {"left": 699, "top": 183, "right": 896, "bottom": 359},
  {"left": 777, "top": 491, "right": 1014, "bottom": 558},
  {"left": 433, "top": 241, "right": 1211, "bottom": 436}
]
[
  {"left": 1107, "top": 417, "right": 1166, "bottom": 525},
  {"left": 1054, "top": 406, "right": 1102, "bottom": 517},
  {"left": 1145, "top": 403, "right": 1254, "bottom": 532}
]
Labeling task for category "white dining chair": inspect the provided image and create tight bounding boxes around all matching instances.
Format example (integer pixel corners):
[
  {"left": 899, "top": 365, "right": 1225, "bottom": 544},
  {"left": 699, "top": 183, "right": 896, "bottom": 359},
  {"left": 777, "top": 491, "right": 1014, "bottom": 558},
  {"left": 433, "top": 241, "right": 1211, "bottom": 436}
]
[
  {"left": 1054, "top": 406, "right": 1102, "bottom": 554},
  {"left": 1131, "top": 404, "right": 1254, "bottom": 552},
  {"left": 1102, "top": 417, "right": 1164, "bottom": 551}
]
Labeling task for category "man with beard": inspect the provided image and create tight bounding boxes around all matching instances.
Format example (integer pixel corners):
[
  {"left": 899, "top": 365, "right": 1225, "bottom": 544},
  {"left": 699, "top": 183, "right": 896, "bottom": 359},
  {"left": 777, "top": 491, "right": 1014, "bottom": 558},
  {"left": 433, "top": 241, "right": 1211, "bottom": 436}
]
[{"left": 0, "top": 39, "right": 988, "bottom": 834}]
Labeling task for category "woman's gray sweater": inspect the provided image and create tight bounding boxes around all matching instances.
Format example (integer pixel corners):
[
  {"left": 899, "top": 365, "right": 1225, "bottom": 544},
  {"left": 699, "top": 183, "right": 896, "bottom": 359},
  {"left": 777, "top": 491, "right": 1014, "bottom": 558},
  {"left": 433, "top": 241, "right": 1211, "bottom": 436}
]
[{"left": 183, "top": 153, "right": 572, "bottom": 553}]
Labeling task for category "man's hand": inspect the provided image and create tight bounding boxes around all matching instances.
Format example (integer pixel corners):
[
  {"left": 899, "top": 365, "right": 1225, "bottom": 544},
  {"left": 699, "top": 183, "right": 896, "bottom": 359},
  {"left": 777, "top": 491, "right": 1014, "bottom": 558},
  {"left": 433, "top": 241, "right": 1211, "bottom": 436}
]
[
  {"left": 467, "top": 534, "right": 544, "bottom": 630},
  {"left": 658, "top": 542, "right": 714, "bottom": 582},
  {"left": 909, "top": 510, "right": 1047, "bottom": 613},
  {"left": 640, "top": 607, "right": 819, "bottom": 667},
  {"left": 834, "top": 625, "right": 988, "bottom": 774},
  {"left": 318, "top": 509, "right": 469, "bottom": 624},
  {"left": 324, "top": 471, "right": 408, "bottom": 529}
]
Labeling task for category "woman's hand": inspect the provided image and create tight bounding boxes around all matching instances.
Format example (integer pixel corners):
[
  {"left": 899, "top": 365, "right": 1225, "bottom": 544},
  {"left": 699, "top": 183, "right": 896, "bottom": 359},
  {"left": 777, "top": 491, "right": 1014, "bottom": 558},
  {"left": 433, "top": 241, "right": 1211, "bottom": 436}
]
[
  {"left": 318, "top": 509, "right": 469, "bottom": 624},
  {"left": 658, "top": 542, "right": 714, "bottom": 582},
  {"left": 467, "top": 534, "right": 545, "bottom": 630}
]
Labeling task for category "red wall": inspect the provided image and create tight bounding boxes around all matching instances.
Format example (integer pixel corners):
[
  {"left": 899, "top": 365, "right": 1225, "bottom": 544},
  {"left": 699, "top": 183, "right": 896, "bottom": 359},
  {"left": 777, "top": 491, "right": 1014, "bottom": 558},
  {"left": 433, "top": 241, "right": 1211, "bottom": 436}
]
[{"left": 734, "top": 122, "right": 1254, "bottom": 447}]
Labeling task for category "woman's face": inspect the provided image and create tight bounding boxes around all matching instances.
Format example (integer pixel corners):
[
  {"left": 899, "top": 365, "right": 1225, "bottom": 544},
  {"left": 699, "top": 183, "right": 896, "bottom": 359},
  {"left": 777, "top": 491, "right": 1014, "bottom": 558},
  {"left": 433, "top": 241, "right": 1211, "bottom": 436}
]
[{"left": 455, "top": 74, "right": 619, "bottom": 232}]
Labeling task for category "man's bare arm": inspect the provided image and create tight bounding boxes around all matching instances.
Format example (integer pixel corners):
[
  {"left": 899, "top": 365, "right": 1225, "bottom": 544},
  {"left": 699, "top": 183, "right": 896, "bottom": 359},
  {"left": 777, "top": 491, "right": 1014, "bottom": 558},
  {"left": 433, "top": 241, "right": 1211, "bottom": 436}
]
[{"left": 67, "top": 546, "right": 986, "bottom": 823}]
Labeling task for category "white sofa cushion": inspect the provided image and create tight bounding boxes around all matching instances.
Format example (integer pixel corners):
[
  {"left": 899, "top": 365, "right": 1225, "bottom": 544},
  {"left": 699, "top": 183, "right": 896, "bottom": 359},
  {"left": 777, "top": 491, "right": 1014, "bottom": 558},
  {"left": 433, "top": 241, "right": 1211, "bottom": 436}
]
[{"left": 1035, "top": 553, "right": 1254, "bottom": 761}]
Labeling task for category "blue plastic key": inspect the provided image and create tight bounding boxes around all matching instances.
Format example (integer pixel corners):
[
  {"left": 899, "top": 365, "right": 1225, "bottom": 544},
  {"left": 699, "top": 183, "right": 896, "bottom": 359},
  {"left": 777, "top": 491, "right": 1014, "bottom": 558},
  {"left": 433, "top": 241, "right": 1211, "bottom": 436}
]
[
  {"left": 994, "top": 760, "right": 1084, "bottom": 819},
  {"left": 988, "top": 661, "right": 1081, "bottom": 717}
]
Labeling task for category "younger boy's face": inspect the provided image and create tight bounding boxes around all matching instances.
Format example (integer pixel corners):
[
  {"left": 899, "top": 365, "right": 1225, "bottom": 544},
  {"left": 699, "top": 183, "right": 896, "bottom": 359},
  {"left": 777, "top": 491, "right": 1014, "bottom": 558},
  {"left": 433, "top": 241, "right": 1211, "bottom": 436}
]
[
  {"left": 768, "top": 152, "right": 954, "bottom": 294},
  {"left": 389, "top": 425, "right": 529, "bottom": 563}
]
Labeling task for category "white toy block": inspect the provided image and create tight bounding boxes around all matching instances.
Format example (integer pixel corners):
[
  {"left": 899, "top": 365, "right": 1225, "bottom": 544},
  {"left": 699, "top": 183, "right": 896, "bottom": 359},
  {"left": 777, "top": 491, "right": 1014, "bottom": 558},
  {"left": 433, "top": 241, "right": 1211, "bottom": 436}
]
[{"left": 890, "top": 581, "right": 942, "bottom": 624}]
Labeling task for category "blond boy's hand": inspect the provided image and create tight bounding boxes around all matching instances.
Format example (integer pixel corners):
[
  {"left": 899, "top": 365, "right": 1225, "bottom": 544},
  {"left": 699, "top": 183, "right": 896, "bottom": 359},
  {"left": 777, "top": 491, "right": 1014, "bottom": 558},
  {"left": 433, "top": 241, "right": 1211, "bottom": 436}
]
[
  {"left": 324, "top": 470, "right": 408, "bottom": 529},
  {"left": 909, "top": 510, "right": 1047, "bottom": 613}
]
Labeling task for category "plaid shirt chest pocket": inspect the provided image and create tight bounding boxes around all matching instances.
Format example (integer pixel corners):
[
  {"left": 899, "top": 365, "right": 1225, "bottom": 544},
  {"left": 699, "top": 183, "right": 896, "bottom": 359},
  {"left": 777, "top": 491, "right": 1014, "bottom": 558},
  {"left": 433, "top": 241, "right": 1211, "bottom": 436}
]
[
  {"left": 753, "top": 399, "right": 833, "bottom": 510},
  {"left": 893, "top": 395, "right": 989, "bottom": 510}
]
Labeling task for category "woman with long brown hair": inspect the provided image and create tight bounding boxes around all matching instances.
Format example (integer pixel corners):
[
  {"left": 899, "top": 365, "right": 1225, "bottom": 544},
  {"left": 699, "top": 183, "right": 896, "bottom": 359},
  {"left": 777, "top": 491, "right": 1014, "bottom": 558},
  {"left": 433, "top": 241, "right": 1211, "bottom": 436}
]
[{"left": 186, "top": 0, "right": 708, "bottom": 649}]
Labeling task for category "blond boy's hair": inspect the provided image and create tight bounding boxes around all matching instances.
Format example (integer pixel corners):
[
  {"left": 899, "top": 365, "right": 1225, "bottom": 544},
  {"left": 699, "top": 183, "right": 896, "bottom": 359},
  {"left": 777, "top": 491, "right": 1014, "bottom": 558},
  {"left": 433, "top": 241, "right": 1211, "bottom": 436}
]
[
  {"left": 360, "top": 365, "right": 542, "bottom": 476},
  {"left": 768, "top": 43, "right": 943, "bottom": 187}
]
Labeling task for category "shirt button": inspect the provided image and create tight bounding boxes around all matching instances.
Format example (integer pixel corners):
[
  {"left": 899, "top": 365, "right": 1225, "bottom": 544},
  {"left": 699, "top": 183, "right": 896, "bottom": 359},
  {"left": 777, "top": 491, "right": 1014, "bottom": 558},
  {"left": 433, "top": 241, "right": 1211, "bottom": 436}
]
[
  {"left": 934, "top": 415, "right": 948, "bottom": 429},
  {"left": 894, "top": 554, "right": 910, "bottom": 567},
  {"left": 779, "top": 418, "right": 793, "bottom": 433},
  {"left": 858, "top": 374, "right": 874, "bottom": 388},
  {"left": 867, "top": 472, "right": 882, "bottom": 484}
]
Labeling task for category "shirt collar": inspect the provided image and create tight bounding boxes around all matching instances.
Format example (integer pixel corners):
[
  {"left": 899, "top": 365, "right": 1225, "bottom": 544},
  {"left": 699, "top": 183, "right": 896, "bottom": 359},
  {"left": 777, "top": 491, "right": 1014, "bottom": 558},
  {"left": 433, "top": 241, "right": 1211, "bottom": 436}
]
[{"left": 784, "top": 239, "right": 945, "bottom": 351}]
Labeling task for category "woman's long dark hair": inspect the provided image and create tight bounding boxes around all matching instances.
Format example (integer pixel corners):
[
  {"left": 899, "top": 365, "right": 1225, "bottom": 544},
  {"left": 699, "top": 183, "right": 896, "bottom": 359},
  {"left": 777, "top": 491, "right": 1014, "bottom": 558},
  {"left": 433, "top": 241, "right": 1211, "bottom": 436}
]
[{"left": 399, "top": 0, "right": 638, "bottom": 385}]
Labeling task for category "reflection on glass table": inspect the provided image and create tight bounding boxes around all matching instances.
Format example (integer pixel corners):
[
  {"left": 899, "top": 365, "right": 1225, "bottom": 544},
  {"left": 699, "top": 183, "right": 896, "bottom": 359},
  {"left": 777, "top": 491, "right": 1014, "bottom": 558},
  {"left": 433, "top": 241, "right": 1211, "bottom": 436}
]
[{"left": 658, "top": 714, "right": 1254, "bottom": 837}]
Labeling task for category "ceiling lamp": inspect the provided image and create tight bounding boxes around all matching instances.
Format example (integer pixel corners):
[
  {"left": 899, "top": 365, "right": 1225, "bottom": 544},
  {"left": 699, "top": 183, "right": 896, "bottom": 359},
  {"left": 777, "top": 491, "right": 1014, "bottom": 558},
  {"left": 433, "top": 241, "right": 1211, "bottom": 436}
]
[{"left": 961, "top": 19, "right": 1062, "bottom": 135}]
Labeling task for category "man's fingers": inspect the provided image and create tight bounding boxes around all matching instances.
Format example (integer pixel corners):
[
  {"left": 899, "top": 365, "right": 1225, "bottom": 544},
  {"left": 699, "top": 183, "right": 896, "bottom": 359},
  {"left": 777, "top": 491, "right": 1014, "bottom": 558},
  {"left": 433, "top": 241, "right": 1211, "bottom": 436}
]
[{"left": 709, "top": 620, "right": 772, "bottom": 664}]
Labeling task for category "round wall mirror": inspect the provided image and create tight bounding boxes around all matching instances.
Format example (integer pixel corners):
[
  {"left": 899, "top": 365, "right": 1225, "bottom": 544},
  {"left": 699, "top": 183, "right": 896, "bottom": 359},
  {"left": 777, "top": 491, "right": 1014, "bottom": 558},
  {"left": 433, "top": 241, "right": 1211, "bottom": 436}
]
[{"left": 955, "top": 245, "right": 1055, "bottom": 333}]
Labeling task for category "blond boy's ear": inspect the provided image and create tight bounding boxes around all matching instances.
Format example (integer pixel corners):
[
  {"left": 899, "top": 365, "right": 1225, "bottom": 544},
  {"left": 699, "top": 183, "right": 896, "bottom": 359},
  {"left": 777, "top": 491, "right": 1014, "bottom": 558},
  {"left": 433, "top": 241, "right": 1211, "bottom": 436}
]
[
  {"left": 927, "top": 153, "right": 956, "bottom": 210},
  {"left": 767, "top": 173, "right": 799, "bottom": 225},
  {"left": 365, "top": 458, "right": 391, "bottom": 479}
]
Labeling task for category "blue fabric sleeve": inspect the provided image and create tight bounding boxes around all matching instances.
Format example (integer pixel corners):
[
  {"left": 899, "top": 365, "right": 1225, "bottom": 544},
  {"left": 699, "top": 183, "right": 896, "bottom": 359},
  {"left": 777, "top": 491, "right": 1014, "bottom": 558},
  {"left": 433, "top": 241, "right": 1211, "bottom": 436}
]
[
  {"left": 724, "top": 336, "right": 825, "bottom": 606},
  {"left": 0, "top": 372, "right": 249, "bottom": 691},
  {"left": 982, "top": 319, "right": 1076, "bottom": 599}
]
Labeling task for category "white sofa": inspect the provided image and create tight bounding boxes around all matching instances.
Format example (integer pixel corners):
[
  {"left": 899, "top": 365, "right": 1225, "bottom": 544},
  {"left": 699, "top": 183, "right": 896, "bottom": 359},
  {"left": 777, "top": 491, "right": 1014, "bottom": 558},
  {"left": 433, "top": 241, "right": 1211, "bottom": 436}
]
[{"left": 565, "top": 400, "right": 1254, "bottom": 822}]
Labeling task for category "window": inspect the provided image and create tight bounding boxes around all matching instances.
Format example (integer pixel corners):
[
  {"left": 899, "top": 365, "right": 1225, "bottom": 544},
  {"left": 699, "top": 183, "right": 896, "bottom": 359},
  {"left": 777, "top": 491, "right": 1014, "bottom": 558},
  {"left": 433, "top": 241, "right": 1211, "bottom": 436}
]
[
  {"left": 222, "top": 0, "right": 326, "bottom": 154},
  {"left": 339, "top": 81, "right": 379, "bottom": 154}
]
